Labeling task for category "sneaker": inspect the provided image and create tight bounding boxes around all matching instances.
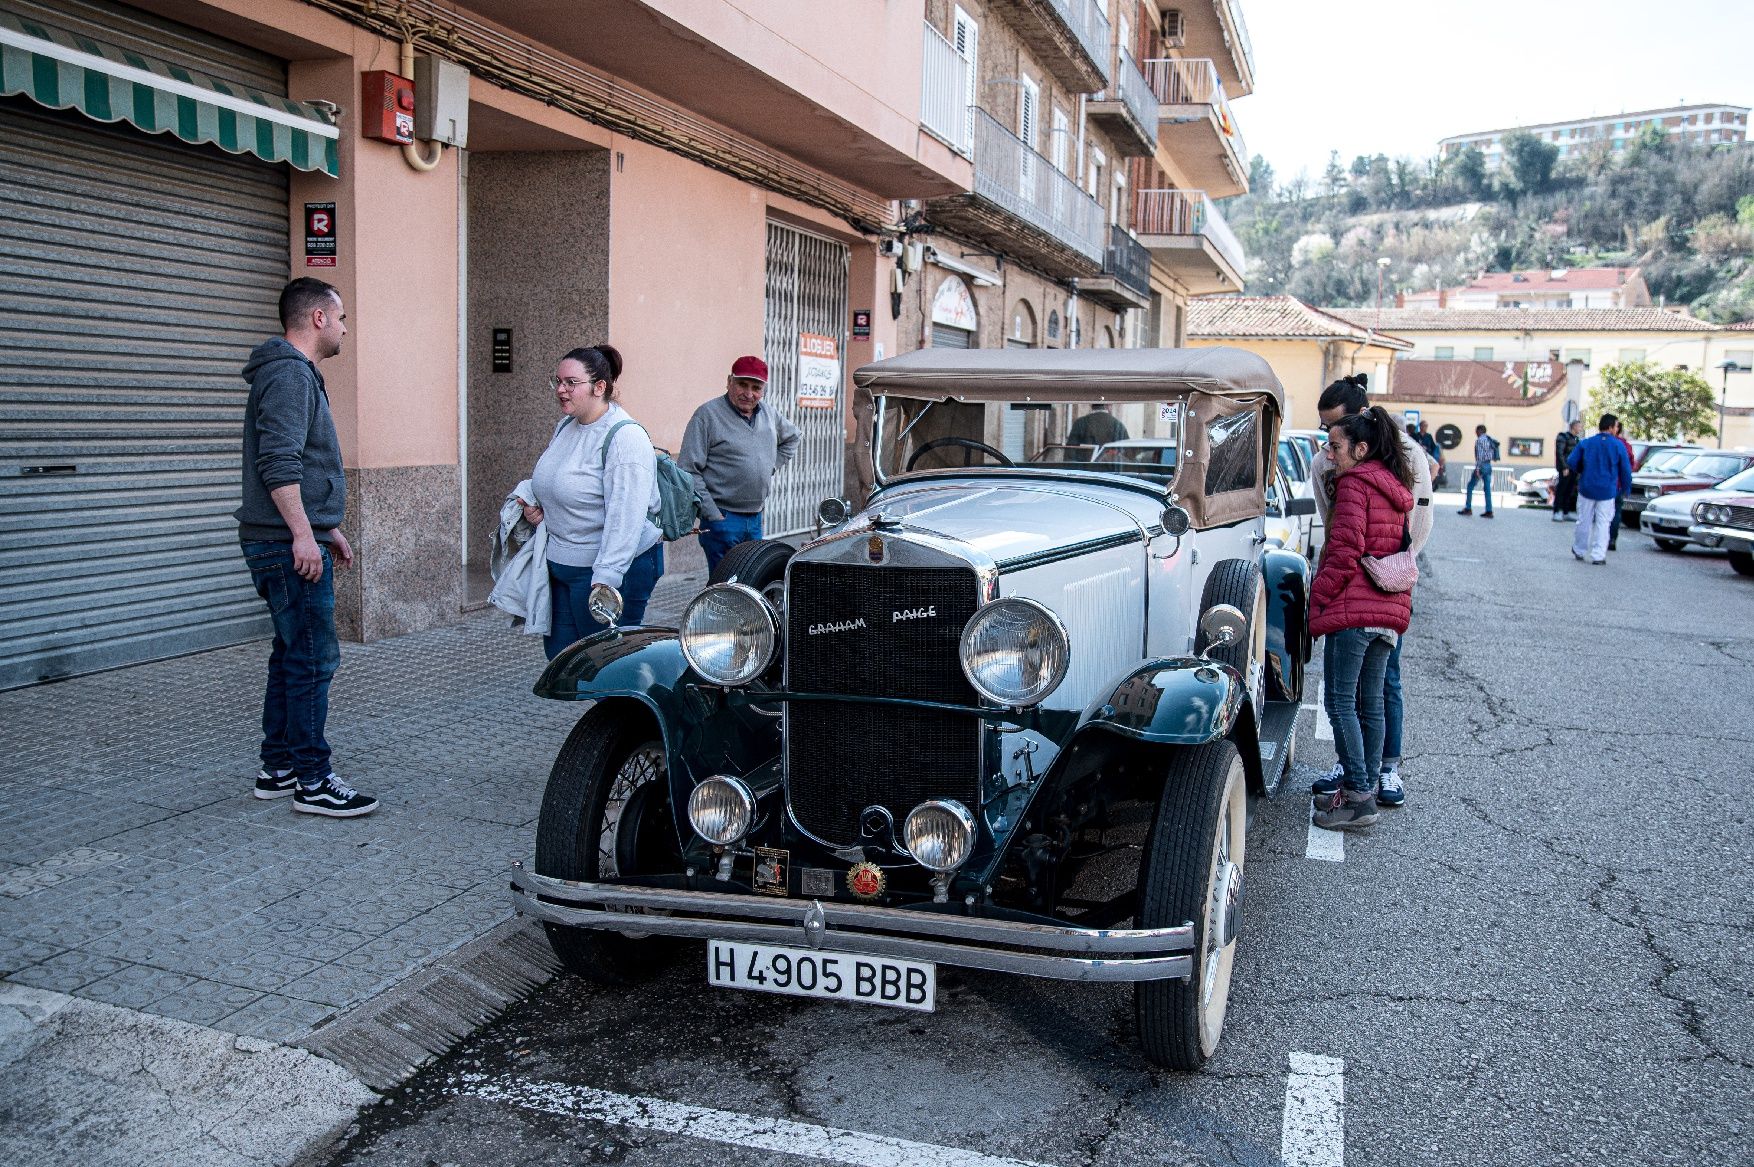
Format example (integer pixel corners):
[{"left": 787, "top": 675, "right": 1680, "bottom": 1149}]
[
  {"left": 253, "top": 768, "right": 296, "bottom": 800},
  {"left": 1313, "top": 790, "right": 1379, "bottom": 831},
  {"left": 292, "top": 774, "right": 379, "bottom": 818},
  {"left": 1457, "top": 508, "right": 1473, "bottom": 515},
  {"left": 1607, "top": 541, "right": 1617, "bottom": 551},
  {"left": 1550, "top": 513, "right": 1565, "bottom": 522},
  {"left": 1591, "top": 559, "right": 1606, "bottom": 566},
  {"left": 1482, "top": 512, "right": 1495, "bottom": 519},
  {"left": 1572, "top": 549, "right": 1584, "bottom": 561},
  {"left": 1377, "top": 767, "right": 1405, "bottom": 807}
]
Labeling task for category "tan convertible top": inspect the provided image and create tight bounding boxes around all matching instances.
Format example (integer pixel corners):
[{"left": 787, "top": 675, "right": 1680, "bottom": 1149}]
[{"left": 852, "top": 345, "right": 1284, "bottom": 413}]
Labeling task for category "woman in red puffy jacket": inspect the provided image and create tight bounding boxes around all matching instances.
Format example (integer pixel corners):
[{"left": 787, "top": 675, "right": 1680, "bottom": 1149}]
[{"left": 1309, "top": 406, "right": 1415, "bottom": 830}]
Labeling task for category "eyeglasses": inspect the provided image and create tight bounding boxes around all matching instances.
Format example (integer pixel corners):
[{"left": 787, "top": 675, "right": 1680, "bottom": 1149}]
[{"left": 548, "top": 376, "right": 592, "bottom": 392}]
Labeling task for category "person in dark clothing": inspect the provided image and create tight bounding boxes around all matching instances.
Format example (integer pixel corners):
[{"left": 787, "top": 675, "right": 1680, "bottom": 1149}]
[
  {"left": 1066, "top": 403, "right": 1128, "bottom": 447},
  {"left": 236, "top": 278, "right": 377, "bottom": 818},
  {"left": 1606, "top": 419, "right": 1636, "bottom": 550},
  {"left": 1552, "top": 419, "right": 1583, "bottom": 521},
  {"left": 1416, "top": 421, "right": 1444, "bottom": 488}
]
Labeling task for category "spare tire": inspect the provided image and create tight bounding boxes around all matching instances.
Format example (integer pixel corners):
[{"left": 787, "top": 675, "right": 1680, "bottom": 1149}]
[
  {"left": 708, "top": 538, "right": 794, "bottom": 614},
  {"left": 1194, "top": 559, "right": 1266, "bottom": 684}
]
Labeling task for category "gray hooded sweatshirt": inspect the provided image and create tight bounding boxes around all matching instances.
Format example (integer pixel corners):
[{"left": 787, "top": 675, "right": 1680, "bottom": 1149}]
[{"left": 236, "top": 337, "right": 346, "bottom": 542}]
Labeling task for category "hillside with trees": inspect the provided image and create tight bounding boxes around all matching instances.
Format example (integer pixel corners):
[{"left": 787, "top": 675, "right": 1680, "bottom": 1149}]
[{"left": 1224, "top": 127, "right": 1754, "bottom": 323}]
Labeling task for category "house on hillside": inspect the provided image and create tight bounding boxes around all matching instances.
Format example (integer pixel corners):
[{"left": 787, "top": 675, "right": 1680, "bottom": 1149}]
[
  {"left": 1186, "top": 296, "right": 1410, "bottom": 429},
  {"left": 1401, "top": 267, "right": 1650, "bottom": 311}
]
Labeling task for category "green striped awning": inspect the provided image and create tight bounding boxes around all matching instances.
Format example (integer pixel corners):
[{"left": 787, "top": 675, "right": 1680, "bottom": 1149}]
[{"left": 0, "top": 12, "right": 339, "bottom": 176}]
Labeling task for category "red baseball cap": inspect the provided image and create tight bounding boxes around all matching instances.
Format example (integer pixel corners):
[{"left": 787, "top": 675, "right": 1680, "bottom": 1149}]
[{"left": 730, "top": 355, "right": 768, "bottom": 384}]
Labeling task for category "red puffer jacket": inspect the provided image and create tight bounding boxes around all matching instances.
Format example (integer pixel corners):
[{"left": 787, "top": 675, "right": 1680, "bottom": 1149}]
[{"left": 1309, "top": 459, "right": 1415, "bottom": 638}]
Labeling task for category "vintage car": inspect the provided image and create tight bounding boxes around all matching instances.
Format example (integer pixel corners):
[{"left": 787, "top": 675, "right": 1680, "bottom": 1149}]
[
  {"left": 508, "top": 348, "right": 1316, "bottom": 1071},
  {"left": 1621, "top": 449, "right": 1752, "bottom": 529},
  {"left": 1640, "top": 466, "right": 1754, "bottom": 552},
  {"left": 1689, "top": 486, "right": 1754, "bottom": 576}
]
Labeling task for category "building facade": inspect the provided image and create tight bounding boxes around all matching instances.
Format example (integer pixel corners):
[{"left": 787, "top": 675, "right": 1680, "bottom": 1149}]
[
  {"left": 1439, "top": 104, "right": 1750, "bottom": 169},
  {"left": 1400, "top": 267, "right": 1650, "bottom": 311}
]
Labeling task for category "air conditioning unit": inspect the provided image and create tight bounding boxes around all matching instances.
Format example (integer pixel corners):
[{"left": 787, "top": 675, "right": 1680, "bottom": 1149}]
[{"left": 1159, "top": 9, "right": 1185, "bottom": 47}]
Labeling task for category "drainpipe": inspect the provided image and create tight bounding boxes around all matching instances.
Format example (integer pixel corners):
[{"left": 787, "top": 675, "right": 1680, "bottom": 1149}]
[
  {"left": 400, "top": 40, "right": 444, "bottom": 172},
  {"left": 1349, "top": 328, "right": 1376, "bottom": 376}
]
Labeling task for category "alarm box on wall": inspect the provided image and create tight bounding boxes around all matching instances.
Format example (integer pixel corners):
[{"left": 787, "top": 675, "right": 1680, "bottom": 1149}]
[{"left": 361, "top": 70, "right": 414, "bottom": 144}]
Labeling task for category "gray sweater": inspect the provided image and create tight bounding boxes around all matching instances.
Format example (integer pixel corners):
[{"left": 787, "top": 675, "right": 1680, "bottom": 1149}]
[
  {"left": 236, "top": 338, "right": 345, "bottom": 542},
  {"left": 530, "top": 404, "right": 662, "bottom": 591},
  {"left": 678, "top": 396, "right": 800, "bottom": 521}
]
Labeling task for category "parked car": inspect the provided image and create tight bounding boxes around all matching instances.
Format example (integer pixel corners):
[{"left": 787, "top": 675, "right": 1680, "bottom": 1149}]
[
  {"left": 1623, "top": 450, "right": 1754, "bottom": 529},
  {"left": 1283, "top": 429, "right": 1328, "bottom": 552},
  {"left": 1275, "top": 438, "right": 1318, "bottom": 555},
  {"left": 510, "top": 347, "right": 1315, "bottom": 1072},
  {"left": 1265, "top": 470, "right": 1312, "bottom": 559},
  {"left": 1088, "top": 438, "right": 1179, "bottom": 483},
  {"left": 1640, "top": 466, "right": 1754, "bottom": 552},
  {"left": 1689, "top": 481, "right": 1754, "bottom": 576},
  {"left": 1516, "top": 466, "right": 1559, "bottom": 505}
]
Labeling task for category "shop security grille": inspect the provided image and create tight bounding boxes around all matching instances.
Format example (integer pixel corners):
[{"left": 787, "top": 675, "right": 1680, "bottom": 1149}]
[{"left": 763, "top": 221, "right": 849, "bottom": 537}]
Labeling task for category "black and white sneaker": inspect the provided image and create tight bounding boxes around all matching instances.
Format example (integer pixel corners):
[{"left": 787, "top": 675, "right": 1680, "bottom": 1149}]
[
  {"left": 254, "top": 768, "right": 297, "bottom": 800},
  {"left": 292, "top": 774, "right": 379, "bottom": 818}
]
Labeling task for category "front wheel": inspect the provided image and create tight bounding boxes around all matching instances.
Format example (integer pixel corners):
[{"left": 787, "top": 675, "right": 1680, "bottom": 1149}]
[
  {"left": 535, "top": 704, "right": 683, "bottom": 983},
  {"left": 1655, "top": 538, "right": 1685, "bottom": 553},
  {"left": 1135, "top": 739, "right": 1248, "bottom": 1070},
  {"left": 1730, "top": 550, "right": 1754, "bottom": 577}
]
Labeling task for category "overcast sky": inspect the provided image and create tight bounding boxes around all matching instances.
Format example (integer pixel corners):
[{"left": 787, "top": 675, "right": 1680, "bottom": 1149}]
[{"left": 1235, "top": 0, "right": 1753, "bottom": 187}]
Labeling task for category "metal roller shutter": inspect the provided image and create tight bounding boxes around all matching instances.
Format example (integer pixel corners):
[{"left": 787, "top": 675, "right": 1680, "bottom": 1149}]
[
  {"left": 0, "top": 99, "right": 287, "bottom": 688},
  {"left": 764, "top": 221, "right": 849, "bottom": 537}
]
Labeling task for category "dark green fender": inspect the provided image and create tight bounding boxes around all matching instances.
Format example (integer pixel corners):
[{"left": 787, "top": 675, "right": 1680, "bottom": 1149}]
[
  {"left": 1263, "top": 547, "right": 1312, "bottom": 702},
  {"left": 1072, "top": 657, "right": 1262, "bottom": 791}
]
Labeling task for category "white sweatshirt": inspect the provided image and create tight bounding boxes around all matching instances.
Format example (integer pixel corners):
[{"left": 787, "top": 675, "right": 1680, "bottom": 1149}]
[{"left": 530, "top": 404, "right": 661, "bottom": 590}]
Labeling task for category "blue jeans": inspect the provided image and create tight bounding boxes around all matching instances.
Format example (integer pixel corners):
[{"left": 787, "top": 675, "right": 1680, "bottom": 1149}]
[
  {"left": 1381, "top": 632, "right": 1403, "bottom": 767},
  {"left": 698, "top": 510, "right": 763, "bottom": 575},
  {"left": 1323, "top": 628, "right": 1395, "bottom": 793},
  {"left": 242, "top": 540, "right": 340, "bottom": 785},
  {"left": 545, "top": 543, "right": 665, "bottom": 659},
  {"left": 1465, "top": 462, "right": 1494, "bottom": 513}
]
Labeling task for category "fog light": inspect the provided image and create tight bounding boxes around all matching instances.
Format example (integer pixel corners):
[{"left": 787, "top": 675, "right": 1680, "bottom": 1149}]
[
  {"left": 902, "top": 799, "right": 976, "bottom": 872},
  {"left": 688, "top": 776, "right": 756, "bottom": 846}
]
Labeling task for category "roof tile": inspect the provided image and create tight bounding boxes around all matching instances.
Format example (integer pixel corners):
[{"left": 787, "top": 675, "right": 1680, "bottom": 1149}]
[
  {"left": 1190, "top": 296, "right": 1413, "bottom": 348},
  {"left": 1327, "top": 307, "right": 1720, "bottom": 333}
]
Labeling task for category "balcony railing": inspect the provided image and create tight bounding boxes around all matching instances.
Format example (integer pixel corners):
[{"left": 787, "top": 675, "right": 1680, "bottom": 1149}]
[
  {"left": 1047, "top": 0, "right": 1112, "bottom": 83},
  {"left": 1220, "top": 0, "right": 1256, "bottom": 85},
  {"left": 1140, "top": 57, "right": 1248, "bottom": 165},
  {"left": 1102, "top": 224, "right": 1151, "bottom": 298},
  {"left": 973, "top": 108, "right": 1105, "bottom": 263},
  {"left": 920, "top": 21, "right": 970, "bottom": 152},
  {"left": 1095, "top": 47, "right": 1159, "bottom": 135},
  {"left": 1133, "top": 189, "right": 1246, "bottom": 276}
]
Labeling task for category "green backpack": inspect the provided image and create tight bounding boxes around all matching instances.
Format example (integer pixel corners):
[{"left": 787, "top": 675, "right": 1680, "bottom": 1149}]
[{"left": 599, "top": 419, "right": 702, "bottom": 542}]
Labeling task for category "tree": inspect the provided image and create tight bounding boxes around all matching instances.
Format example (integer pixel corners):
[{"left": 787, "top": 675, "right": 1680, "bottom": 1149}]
[
  {"left": 1588, "top": 361, "right": 1720, "bottom": 441},
  {"left": 1501, "top": 130, "right": 1558, "bottom": 197}
]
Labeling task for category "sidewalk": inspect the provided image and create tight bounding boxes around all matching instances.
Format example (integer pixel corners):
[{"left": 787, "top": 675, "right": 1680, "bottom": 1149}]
[{"left": 0, "top": 562, "right": 711, "bottom": 1155}]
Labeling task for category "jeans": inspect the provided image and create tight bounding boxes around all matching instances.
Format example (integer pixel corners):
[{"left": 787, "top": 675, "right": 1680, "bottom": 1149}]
[
  {"left": 1574, "top": 496, "right": 1614, "bottom": 562},
  {"left": 698, "top": 510, "right": 763, "bottom": 575},
  {"left": 1608, "top": 494, "right": 1625, "bottom": 545},
  {"left": 545, "top": 542, "right": 665, "bottom": 659},
  {"left": 1381, "top": 631, "right": 1403, "bottom": 768},
  {"left": 1323, "top": 627, "right": 1395, "bottom": 793},
  {"left": 1465, "top": 462, "right": 1495, "bottom": 513},
  {"left": 242, "top": 540, "right": 340, "bottom": 785}
]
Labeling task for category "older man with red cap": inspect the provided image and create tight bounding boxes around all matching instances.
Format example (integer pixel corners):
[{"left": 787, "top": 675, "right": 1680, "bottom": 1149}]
[{"left": 679, "top": 354, "right": 801, "bottom": 572}]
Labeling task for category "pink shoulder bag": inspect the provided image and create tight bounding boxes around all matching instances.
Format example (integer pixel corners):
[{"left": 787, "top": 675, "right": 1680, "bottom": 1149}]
[{"left": 1361, "top": 517, "right": 1418, "bottom": 593}]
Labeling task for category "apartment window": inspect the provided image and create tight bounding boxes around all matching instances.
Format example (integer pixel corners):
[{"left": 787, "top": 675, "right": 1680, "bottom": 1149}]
[
  {"left": 1618, "top": 348, "right": 1646, "bottom": 363},
  {"left": 1050, "top": 105, "right": 1070, "bottom": 172},
  {"left": 953, "top": 7, "right": 978, "bottom": 151},
  {"left": 1474, "top": 346, "right": 1494, "bottom": 360},
  {"left": 1112, "top": 171, "right": 1127, "bottom": 229},
  {"left": 1434, "top": 346, "right": 1455, "bottom": 360},
  {"left": 1019, "top": 78, "right": 1039, "bottom": 149},
  {"left": 1562, "top": 348, "right": 1591, "bottom": 366},
  {"left": 1088, "top": 144, "right": 1105, "bottom": 197}
]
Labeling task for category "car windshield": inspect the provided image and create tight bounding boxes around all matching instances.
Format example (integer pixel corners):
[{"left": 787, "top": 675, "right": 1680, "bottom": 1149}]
[
  {"left": 1277, "top": 441, "right": 1306, "bottom": 484},
  {"left": 880, "top": 397, "right": 1185, "bottom": 487},
  {"left": 1089, "top": 444, "right": 1179, "bottom": 482},
  {"left": 1642, "top": 449, "right": 1698, "bottom": 475},
  {"left": 1715, "top": 466, "right": 1754, "bottom": 492},
  {"left": 1678, "top": 454, "right": 1746, "bottom": 480}
]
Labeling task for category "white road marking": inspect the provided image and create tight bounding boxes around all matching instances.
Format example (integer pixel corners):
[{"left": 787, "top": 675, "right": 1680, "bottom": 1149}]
[
  {"left": 461, "top": 1076, "right": 1060, "bottom": 1167},
  {"left": 1281, "top": 1051, "right": 1345, "bottom": 1167},
  {"left": 1305, "top": 820, "right": 1344, "bottom": 863},
  {"left": 1313, "top": 679, "right": 1333, "bottom": 740}
]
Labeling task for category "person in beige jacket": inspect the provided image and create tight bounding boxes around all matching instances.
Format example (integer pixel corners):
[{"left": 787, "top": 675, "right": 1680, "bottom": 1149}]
[{"left": 1305, "top": 374, "right": 1433, "bottom": 810}]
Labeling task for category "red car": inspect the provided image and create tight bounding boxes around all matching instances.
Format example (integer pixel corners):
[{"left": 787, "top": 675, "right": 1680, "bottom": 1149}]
[{"left": 1623, "top": 450, "right": 1754, "bottom": 529}]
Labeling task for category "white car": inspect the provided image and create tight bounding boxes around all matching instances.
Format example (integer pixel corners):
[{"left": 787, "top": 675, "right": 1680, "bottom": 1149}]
[{"left": 1517, "top": 467, "right": 1559, "bottom": 505}]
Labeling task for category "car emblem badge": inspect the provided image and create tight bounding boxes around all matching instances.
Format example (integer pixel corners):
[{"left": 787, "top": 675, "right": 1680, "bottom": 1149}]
[
  {"left": 753, "top": 847, "right": 789, "bottom": 896},
  {"left": 799, "top": 867, "right": 835, "bottom": 897},
  {"left": 847, "top": 861, "right": 886, "bottom": 900},
  {"left": 866, "top": 535, "right": 885, "bottom": 564}
]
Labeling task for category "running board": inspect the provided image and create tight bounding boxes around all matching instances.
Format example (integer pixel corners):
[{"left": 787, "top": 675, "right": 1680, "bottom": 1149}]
[{"left": 1257, "top": 699, "right": 1300, "bottom": 796}]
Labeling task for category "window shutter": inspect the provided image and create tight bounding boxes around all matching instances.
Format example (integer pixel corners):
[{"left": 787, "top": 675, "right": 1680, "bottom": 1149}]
[
  {"left": 954, "top": 8, "right": 978, "bottom": 151},
  {"left": 1020, "top": 80, "right": 1037, "bottom": 149}
]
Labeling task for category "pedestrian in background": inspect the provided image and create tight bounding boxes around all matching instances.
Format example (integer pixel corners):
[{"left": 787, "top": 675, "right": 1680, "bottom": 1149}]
[
  {"left": 1567, "top": 412, "right": 1633, "bottom": 565},
  {"left": 1308, "top": 406, "right": 1416, "bottom": 831},
  {"left": 680, "top": 355, "right": 800, "bottom": 574},
  {"left": 1067, "top": 402, "right": 1128, "bottom": 447},
  {"left": 236, "top": 278, "right": 377, "bottom": 818},
  {"left": 1606, "top": 419, "right": 1636, "bottom": 552},
  {"left": 1416, "top": 420, "right": 1444, "bottom": 488},
  {"left": 1553, "top": 419, "right": 1583, "bottom": 521},
  {"left": 1458, "top": 423, "right": 1499, "bottom": 517},
  {"left": 1310, "top": 374, "right": 1431, "bottom": 809},
  {"left": 523, "top": 344, "right": 665, "bottom": 658}
]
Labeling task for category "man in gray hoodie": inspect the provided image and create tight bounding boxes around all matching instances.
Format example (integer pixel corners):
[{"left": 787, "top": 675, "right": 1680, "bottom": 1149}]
[
  {"left": 680, "top": 355, "right": 800, "bottom": 573},
  {"left": 236, "top": 278, "right": 377, "bottom": 817}
]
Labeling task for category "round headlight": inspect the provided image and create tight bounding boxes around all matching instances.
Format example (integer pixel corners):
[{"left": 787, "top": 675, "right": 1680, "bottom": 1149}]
[
  {"left": 680, "top": 583, "right": 779, "bottom": 685},
  {"left": 1709, "top": 504, "right": 1730, "bottom": 524},
  {"left": 959, "top": 597, "right": 1070, "bottom": 707},
  {"left": 687, "top": 776, "right": 756, "bottom": 846},
  {"left": 902, "top": 799, "right": 976, "bottom": 872}
]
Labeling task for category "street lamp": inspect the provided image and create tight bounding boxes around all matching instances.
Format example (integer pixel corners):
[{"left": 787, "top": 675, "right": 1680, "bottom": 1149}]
[
  {"left": 1716, "top": 359, "right": 1745, "bottom": 449},
  {"left": 1376, "top": 257, "right": 1391, "bottom": 309}
]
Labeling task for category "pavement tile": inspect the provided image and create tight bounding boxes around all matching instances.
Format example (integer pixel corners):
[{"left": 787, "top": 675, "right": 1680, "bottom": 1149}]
[
  {"left": 10, "top": 951, "right": 135, "bottom": 993},
  {"left": 216, "top": 992, "right": 337, "bottom": 1042},
  {"left": 0, "top": 937, "right": 66, "bottom": 976}
]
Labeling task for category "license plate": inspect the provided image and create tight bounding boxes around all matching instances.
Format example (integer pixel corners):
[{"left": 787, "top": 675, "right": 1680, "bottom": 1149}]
[{"left": 707, "top": 940, "right": 934, "bottom": 1012}]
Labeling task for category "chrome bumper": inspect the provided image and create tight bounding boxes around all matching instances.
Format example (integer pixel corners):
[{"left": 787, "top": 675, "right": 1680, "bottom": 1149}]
[
  {"left": 1691, "top": 523, "right": 1754, "bottom": 551},
  {"left": 509, "top": 865, "right": 1195, "bottom": 983}
]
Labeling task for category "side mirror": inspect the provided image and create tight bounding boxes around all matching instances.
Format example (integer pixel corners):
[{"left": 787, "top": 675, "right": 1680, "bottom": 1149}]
[
  {"left": 588, "top": 583, "right": 624, "bottom": 629},
  {"left": 1285, "top": 497, "right": 1317, "bottom": 517},
  {"left": 1197, "top": 604, "right": 1246, "bottom": 657},
  {"left": 1161, "top": 504, "right": 1191, "bottom": 536}
]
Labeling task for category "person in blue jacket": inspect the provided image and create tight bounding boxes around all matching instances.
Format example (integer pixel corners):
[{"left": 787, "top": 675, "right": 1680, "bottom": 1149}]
[{"left": 1567, "top": 413, "right": 1633, "bottom": 565}]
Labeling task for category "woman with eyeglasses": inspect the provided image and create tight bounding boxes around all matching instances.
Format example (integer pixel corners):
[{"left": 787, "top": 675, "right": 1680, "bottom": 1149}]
[
  {"left": 522, "top": 344, "right": 664, "bottom": 658},
  {"left": 1307, "top": 405, "right": 1415, "bottom": 831}
]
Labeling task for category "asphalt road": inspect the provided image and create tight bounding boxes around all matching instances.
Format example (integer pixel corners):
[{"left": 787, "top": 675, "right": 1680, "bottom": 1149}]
[{"left": 319, "top": 504, "right": 1754, "bottom": 1167}]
